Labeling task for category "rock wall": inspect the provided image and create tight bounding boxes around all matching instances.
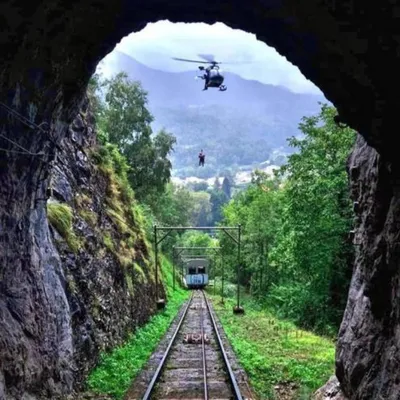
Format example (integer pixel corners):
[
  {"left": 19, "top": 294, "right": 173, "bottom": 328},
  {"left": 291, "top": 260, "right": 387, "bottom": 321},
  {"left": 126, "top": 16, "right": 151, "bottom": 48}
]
[
  {"left": 313, "top": 376, "right": 347, "bottom": 400},
  {"left": 0, "top": 97, "right": 161, "bottom": 399},
  {"left": 334, "top": 135, "right": 400, "bottom": 399},
  {"left": 51, "top": 97, "right": 162, "bottom": 392}
]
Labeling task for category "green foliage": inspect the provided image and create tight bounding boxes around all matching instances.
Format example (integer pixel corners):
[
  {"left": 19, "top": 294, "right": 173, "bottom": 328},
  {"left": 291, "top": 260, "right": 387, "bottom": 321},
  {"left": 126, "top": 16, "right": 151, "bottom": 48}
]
[
  {"left": 178, "top": 231, "right": 215, "bottom": 249},
  {"left": 47, "top": 202, "right": 82, "bottom": 252},
  {"left": 102, "top": 232, "right": 114, "bottom": 252},
  {"left": 100, "top": 72, "right": 154, "bottom": 147},
  {"left": 150, "top": 183, "right": 196, "bottom": 254},
  {"left": 190, "top": 191, "right": 212, "bottom": 226},
  {"left": 221, "top": 176, "right": 232, "bottom": 199},
  {"left": 86, "top": 259, "right": 189, "bottom": 399},
  {"left": 188, "top": 181, "right": 209, "bottom": 192},
  {"left": 153, "top": 183, "right": 194, "bottom": 226},
  {"left": 90, "top": 72, "right": 176, "bottom": 205},
  {"left": 209, "top": 188, "right": 229, "bottom": 226},
  {"left": 221, "top": 104, "right": 356, "bottom": 331},
  {"left": 211, "top": 293, "right": 335, "bottom": 399},
  {"left": 220, "top": 171, "right": 283, "bottom": 286},
  {"left": 79, "top": 210, "right": 98, "bottom": 227},
  {"left": 133, "top": 263, "right": 146, "bottom": 283}
]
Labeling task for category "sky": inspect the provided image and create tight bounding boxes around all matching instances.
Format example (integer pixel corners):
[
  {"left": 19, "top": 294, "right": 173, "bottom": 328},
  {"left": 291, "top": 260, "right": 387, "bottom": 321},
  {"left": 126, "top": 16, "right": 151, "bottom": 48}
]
[{"left": 97, "top": 21, "right": 322, "bottom": 95}]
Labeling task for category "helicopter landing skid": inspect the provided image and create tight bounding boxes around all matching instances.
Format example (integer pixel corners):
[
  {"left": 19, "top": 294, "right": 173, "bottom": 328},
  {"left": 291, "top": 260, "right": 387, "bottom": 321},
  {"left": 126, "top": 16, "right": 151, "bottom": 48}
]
[{"left": 219, "top": 85, "right": 227, "bottom": 91}]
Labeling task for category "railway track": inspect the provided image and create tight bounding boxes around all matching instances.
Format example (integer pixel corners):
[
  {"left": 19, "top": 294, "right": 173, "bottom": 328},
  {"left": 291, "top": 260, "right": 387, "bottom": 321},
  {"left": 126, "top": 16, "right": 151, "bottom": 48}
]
[{"left": 141, "top": 290, "right": 247, "bottom": 400}]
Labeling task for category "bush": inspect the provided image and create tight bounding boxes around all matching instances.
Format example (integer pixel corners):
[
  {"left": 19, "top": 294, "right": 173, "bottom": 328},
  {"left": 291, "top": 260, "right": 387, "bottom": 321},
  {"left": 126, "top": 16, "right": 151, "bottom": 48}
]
[{"left": 47, "top": 202, "right": 82, "bottom": 252}]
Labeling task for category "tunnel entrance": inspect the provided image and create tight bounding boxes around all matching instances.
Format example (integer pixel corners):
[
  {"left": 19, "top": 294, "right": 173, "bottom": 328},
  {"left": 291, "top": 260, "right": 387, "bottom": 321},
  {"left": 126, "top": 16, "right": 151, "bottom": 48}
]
[{"left": 1, "top": 2, "right": 400, "bottom": 399}]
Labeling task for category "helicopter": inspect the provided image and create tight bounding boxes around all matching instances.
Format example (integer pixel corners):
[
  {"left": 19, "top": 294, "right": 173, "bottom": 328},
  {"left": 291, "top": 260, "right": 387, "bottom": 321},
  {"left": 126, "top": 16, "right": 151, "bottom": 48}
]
[{"left": 171, "top": 54, "right": 231, "bottom": 91}]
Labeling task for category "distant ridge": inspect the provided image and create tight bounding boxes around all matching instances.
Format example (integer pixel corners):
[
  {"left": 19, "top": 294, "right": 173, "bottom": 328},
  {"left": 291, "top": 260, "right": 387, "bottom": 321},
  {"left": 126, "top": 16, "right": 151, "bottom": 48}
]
[{"left": 107, "top": 51, "right": 327, "bottom": 178}]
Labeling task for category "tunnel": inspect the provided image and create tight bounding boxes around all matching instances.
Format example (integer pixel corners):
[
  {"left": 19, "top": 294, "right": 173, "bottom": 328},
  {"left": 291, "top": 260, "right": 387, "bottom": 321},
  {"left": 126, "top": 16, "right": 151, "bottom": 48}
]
[{"left": 1, "top": 1, "right": 400, "bottom": 399}]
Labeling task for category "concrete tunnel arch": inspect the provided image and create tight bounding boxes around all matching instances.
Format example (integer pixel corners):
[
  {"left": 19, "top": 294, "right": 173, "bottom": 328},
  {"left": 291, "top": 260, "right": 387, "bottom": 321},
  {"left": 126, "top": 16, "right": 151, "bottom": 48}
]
[{"left": 1, "top": 1, "right": 400, "bottom": 399}]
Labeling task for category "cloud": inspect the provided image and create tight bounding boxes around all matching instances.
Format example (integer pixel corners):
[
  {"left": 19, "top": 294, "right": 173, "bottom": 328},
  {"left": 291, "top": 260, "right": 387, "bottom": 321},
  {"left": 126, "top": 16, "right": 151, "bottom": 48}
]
[{"left": 98, "top": 21, "right": 322, "bottom": 95}]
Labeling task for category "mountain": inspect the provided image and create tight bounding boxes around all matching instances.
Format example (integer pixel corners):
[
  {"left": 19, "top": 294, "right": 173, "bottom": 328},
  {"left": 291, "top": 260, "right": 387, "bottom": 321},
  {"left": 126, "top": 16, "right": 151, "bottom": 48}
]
[{"left": 109, "top": 51, "right": 327, "bottom": 178}]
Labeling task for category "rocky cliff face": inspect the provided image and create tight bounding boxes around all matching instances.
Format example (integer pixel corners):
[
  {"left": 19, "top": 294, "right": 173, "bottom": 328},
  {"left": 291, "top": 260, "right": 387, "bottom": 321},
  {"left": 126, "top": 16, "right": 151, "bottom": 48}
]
[
  {"left": 0, "top": 97, "right": 161, "bottom": 399},
  {"left": 334, "top": 135, "right": 400, "bottom": 399}
]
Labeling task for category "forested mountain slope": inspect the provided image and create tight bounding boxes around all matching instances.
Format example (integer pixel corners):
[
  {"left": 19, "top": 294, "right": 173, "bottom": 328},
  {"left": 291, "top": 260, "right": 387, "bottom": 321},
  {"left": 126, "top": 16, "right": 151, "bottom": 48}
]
[{"left": 106, "top": 51, "right": 327, "bottom": 177}]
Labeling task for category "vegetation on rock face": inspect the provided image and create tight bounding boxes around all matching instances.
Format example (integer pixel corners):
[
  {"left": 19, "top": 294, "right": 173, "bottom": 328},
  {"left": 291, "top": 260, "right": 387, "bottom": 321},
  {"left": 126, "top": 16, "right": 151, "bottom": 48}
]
[
  {"left": 89, "top": 142, "right": 153, "bottom": 285},
  {"left": 47, "top": 202, "right": 82, "bottom": 252}
]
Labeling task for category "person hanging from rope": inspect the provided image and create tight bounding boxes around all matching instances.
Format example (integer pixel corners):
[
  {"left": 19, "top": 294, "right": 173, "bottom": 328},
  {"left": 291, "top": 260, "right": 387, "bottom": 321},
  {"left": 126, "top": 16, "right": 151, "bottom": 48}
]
[
  {"left": 198, "top": 66, "right": 211, "bottom": 90},
  {"left": 198, "top": 149, "right": 205, "bottom": 166}
]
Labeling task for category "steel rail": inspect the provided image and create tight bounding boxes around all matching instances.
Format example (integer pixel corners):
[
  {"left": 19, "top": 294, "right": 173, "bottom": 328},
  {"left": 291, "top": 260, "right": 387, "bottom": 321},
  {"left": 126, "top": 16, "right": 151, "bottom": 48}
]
[
  {"left": 200, "top": 294, "right": 209, "bottom": 400},
  {"left": 142, "top": 291, "right": 194, "bottom": 400},
  {"left": 203, "top": 292, "right": 244, "bottom": 400}
]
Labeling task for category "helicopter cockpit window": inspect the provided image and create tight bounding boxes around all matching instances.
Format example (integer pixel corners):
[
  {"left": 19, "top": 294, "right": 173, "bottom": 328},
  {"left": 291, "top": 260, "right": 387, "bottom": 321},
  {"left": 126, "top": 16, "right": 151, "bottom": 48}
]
[{"left": 209, "top": 69, "right": 219, "bottom": 77}]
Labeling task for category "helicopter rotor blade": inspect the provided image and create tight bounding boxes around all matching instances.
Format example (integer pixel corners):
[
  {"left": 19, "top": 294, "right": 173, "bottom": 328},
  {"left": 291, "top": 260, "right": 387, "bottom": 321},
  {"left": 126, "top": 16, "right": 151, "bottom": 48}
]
[
  {"left": 172, "top": 55, "right": 254, "bottom": 65},
  {"left": 212, "top": 60, "right": 252, "bottom": 65},
  {"left": 224, "top": 61, "right": 253, "bottom": 65},
  {"left": 172, "top": 57, "right": 210, "bottom": 64},
  {"left": 197, "top": 53, "right": 255, "bottom": 65},
  {"left": 197, "top": 53, "right": 217, "bottom": 63}
]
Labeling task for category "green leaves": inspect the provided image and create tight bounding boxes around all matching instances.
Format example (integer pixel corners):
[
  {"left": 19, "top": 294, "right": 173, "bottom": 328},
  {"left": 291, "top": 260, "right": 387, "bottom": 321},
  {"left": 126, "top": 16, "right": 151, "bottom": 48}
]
[
  {"left": 221, "top": 103, "right": 356, "bottom": 331},
  {"left": 89, "top": 72, "right": 176, "bottom": 206}
]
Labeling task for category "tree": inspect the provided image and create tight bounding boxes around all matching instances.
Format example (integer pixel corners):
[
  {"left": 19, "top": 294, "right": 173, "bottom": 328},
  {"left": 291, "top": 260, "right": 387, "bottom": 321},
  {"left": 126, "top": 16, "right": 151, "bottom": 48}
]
[
  {"left": 221, "top": 171, "right": 283, "bottom": 290},
  {"left": 87, "top": 73, "right": 105, "bottom": 119},
  {"left": 213, "top": 177, "right": 221, "bottom": 190},
  {"left": 128, "top": 128, "right": 177, "bottom": 205},
  {"left": 151, "top": 183, "right": 195, "bottom": 253},
  {"left": 220, "top": 103, "right": 355, "bottom": 332},
  {"left": 91, "top": 71, "right": 176, "bottom": 205},
  {"left": 99, "top": 72, "right": 153, "bottom": 147},
  {"left": 190, "top": 191, "right": 212, "bottom": 227},
  {"left": 153, "top": 183, "right": 194, "bottom": 227},
  {"left": 179, "top": 231, "right": 214, "bottom": 249},
  {"left": 270, "top": 104, "right": 355, "bottom": 329},
  {"left": 189, "top": 182, "right": 209, "bottom": 192},
  {"left": 209, "top": 189, "right": 229, "bottom": 226},
  {"left": 221, "top": 177, "right": 232, "bottom": 199}
]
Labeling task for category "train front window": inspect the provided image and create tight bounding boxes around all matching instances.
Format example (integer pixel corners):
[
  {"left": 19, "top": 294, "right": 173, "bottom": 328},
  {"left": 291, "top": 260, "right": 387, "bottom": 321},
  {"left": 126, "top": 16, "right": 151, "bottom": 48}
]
[
  {"left": 198, "top": 267, "right": 205, "bottom": 274},
  {"left": 188, "top": 267, "right": 196, "bottom": 275}
]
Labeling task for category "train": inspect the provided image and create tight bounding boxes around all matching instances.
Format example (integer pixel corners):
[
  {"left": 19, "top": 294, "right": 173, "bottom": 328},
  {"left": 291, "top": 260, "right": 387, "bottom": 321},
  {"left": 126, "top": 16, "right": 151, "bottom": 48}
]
[{"left": 183, "top": 258, "right": 209, "bottom": 289}]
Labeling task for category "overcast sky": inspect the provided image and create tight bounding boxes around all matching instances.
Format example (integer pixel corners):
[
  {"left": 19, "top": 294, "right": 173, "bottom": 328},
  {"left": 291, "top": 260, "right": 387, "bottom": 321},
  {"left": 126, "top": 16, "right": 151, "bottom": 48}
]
[{"left": 97, "top": 20, "right": 322, "bottom": 95}]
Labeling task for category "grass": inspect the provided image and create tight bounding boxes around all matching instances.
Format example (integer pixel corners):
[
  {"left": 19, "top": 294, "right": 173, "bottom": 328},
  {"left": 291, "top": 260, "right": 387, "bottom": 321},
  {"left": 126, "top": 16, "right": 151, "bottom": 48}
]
[
  {"left": 79, "top": 209, "right": 98, "bottom": 227},
  {"left": 47, "top": 202, "right": 82, "bottom": 252},
  {"left": 86, "top": 258, "right": 189, "bottom": 399},
  {"left": 209, "top": 292, "right": 335, "bottom": 399}
]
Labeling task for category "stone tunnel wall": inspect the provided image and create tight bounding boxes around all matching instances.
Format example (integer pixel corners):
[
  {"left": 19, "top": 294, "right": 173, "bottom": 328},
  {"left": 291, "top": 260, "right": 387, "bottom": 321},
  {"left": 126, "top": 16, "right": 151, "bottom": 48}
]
[
  {"left": 335, "top": 135, "right": 400, "bottom": 399},
  {"left": 0, "top": 96, "right": 162, "bottom": 399},
  {"left": 48, "top": 97, "right": 161, "bottom": 393},
  {"left": 1, "top": 1, "right": 400, "bottom": 399}
]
